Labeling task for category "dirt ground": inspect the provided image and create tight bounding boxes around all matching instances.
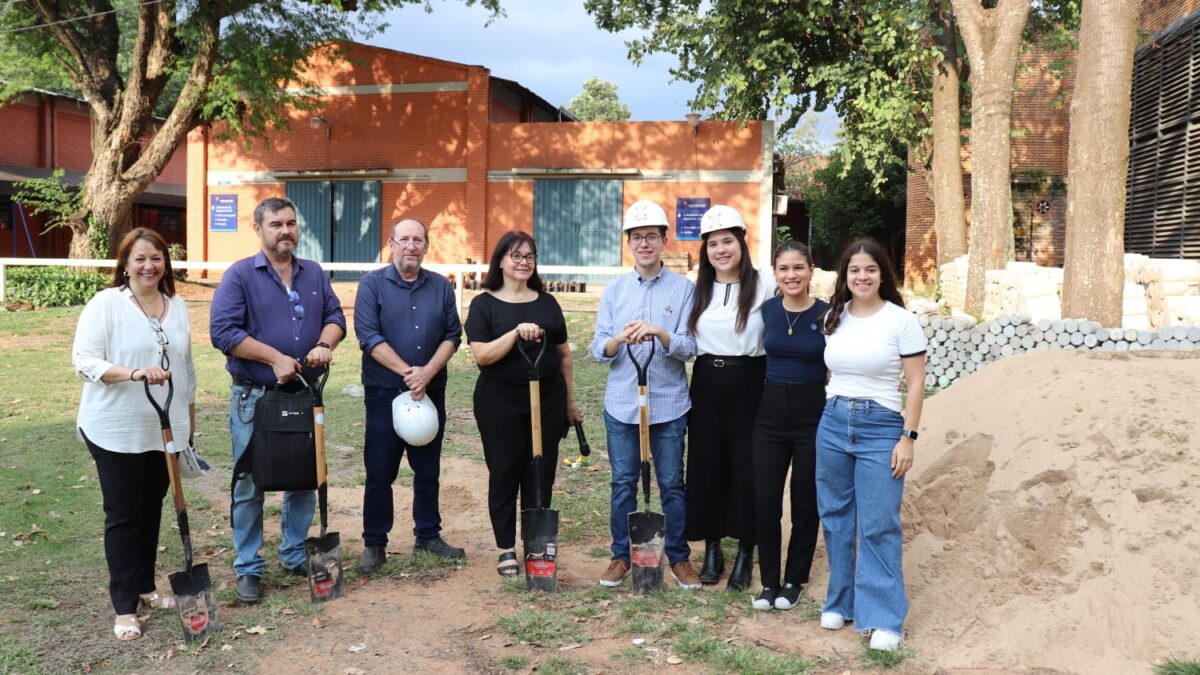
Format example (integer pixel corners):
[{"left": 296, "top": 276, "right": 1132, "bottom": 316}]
[{"left": 169, "top": 281, "right": 1199, "bottom": 673}]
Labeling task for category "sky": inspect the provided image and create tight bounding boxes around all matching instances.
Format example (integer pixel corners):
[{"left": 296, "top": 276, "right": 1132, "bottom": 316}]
[{"left": 369, "top": 0, "right": 840, "bottom": 146}]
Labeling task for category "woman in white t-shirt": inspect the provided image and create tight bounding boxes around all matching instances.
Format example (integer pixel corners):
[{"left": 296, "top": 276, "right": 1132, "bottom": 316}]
[
  {"left": 815, "top": 238, "right": 925, "bottom": 653},
  {"left": 685, "top": 205, "right": 774, "bottom": 591},
  {"left": 72, "top": 228, "right": 197, "bottom": 642}
]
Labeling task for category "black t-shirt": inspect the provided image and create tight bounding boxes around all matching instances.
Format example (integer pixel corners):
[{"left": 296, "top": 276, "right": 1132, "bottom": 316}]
[{"left": 465, "top": 292, "right": 568, "bottom": 387}]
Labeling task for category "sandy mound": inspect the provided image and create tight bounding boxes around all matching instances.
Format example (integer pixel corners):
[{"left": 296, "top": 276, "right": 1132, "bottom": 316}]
[{"left": 904, "top": 349, "right": 1200, "bottom": 673}]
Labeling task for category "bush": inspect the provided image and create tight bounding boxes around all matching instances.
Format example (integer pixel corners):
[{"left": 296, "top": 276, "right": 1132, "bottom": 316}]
[{"left": 6, "top": 266, "right": 109, "bottom": 308}]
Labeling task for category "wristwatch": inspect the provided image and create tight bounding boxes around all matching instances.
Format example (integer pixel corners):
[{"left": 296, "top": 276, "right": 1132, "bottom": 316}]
[
  {"left": 316, "top": 341, "right": 331, "bottom": 350},
  {"left": 900, "top": 429, "right": 919, "bottom": 441}
]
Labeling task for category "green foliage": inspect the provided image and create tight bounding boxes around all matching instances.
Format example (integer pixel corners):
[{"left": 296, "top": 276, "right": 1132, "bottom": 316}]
[
  {"left": 5, "top": 267, "right": 109, "bottom": 308},
  {"left": 585, "top": 0, "right": 935, "bottom": 186},
  {"left": 1156, "top": 658, "right": 1200, "bottom": 675},
  {"left": 539, "top": 657, "right": 591, "bottom": 675},
  {"left": 168, "top": 243, "right": 188, "bottom": 281},
  {"left": 13, "top": 170, "right": 105, "bottom": 258},
  {"left": 499, "top": 654, "right": 530, "bottom": 670},
  {"left": 564, "top": 76, "right": 632, "bottom": 121},
  {"left": 806, "top": 146, "right": 907, "bottom": 251}
]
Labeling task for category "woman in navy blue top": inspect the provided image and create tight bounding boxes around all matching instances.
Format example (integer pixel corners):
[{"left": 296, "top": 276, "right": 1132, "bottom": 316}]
[{"left": 751, "top": 241, "right": 829, "bottom": 611}]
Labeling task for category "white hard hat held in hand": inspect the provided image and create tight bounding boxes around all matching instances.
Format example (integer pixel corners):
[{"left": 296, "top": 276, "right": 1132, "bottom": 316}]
[
  {"left": 392, "top": 390, "right": 440, "bottom": 446},
  {"left": 699, "top": 204, "right": 747, "bottom": 236},
  {"left": 623, "top": 199, "right": 670, "bottom": 231}
]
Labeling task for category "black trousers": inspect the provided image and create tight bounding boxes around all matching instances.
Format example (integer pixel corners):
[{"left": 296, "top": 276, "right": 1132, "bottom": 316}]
[
  {"left": 83, "top": 431, "right": 169, "bottom": 615},
  {"left": 752, "top": 380, "right": 824, "bottom": 588},
  {"left": 685, "top": 356, "right": 766, "bottom": 543},
  {"left": 473, "top": 376, "right": 566, "bottom": 550}
]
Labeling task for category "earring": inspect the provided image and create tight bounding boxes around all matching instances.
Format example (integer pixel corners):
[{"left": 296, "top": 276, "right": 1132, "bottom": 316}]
[{"left": 122, "top": 270, "right": 129, "bottom": 278}]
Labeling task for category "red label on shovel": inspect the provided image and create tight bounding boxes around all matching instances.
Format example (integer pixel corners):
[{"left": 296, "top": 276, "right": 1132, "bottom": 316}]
[
  {"left": 313, "top": 577, "right": 335, "bottom": 597},
  {"left": 631, "top": 546, "right": 661, "bottom": 567},
  {"left": 526, "top": 559, "right": 556, "bottom": 577},
  {"left": 186, "top": 612, "right": 209, "bottom": 633}
]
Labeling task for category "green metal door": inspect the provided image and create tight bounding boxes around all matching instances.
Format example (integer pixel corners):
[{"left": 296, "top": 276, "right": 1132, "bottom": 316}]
[
  {"left": 332, "top": 181, "right": 382, "bottom": 280},
  {"left": 533, "top": 179, "right": 622, "bottom": 282},
  {"left": 286, "top": 181, "right": 332, "bottom": 262}
]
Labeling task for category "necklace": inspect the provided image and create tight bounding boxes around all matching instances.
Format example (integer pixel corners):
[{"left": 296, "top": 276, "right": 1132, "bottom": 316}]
[
  {"left": 784, "top": 309, "right": 802, "bottom": 336},
  {"left": 782, "top": 297, "right": 814, "bottom": 336},
  {"left": 130, "top": 290, "right": 166, "bottom": 323}
]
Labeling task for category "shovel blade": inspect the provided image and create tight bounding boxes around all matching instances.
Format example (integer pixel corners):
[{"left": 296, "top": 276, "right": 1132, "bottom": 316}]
[
  {"left": 304, "top": 532, "right": 343, "bottom": 603},
  {"left": 168, "top": 563, "right": 218, "bottom": 644},
  {"left": 521, "top": 507, "right": 559, "bottom": 593},
  {"left": 628, "top": 510, "right": 665, "bottom": 595}
]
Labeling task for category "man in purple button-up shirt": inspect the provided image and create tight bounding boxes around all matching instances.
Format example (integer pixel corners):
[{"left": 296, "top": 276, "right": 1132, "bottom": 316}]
[
  {"left": 209, "top": 197, "right": 346, "bottom": 604},
  {"left": 353, "top": 218, "right": 464, "bottom": 574}
]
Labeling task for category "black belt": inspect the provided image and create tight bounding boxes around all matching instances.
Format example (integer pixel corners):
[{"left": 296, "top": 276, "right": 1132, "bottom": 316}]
[
  {"left": 233, "top": 378, "right": 306, "bottom": 393},
  {"left": 696, "top": 354, "right": 763, "bottom": 368}
]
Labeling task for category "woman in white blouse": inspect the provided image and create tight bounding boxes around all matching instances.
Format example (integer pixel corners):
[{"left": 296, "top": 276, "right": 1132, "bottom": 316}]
[
  {"left": 72, "top": 228, "right": 196, "bottom": 641},
  {"left": 684, "top": 205, "right": 774, "bottom": 591}
]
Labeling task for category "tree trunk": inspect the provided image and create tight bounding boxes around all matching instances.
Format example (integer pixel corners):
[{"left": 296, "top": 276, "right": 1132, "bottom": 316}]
[
  {"left": 929, "top": 0, "right": 967, "bottom": 268},
  {"left": 1061, "top": 0, "right": 1139, "bottom": 325},
  {"left": 66, "top": 220, "right": 95, "bottom": 259},
  {"left": 952, "top": 0, "right": 1030, "bottom": 315}
]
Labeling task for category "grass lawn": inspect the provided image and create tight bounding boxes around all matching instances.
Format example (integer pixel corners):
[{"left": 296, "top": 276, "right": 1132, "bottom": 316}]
[{"left": 0, "top": 286, "right": 911, "bottom": 674}]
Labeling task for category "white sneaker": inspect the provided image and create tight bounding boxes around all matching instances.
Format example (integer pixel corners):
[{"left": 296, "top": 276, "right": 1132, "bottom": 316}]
[
  {"left": 868, "top": 629, "right": 902, "bottom": 651},
  {"left": 819, "top": 612, "right": 846, "bottom": 630}
]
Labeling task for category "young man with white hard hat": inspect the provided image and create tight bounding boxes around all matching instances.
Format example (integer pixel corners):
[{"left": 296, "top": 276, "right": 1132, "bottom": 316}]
[
  {"left": 353, "top": 218, "right": 465, "bottom": 574},
  {"left": 590, "top": 199, "right": 703, "bottom": 590}
]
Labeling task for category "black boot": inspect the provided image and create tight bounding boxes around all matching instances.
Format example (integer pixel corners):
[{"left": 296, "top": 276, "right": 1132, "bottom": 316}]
[
  {"left": 698, "top": 539, "right": 724, "bottom": 585},
  {"left": 726, "top": 541, "right": 753, "bottom": 591}
]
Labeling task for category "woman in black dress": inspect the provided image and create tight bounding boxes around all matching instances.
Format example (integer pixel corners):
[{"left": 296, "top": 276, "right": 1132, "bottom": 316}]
[{"left": 465, "top": 231, "right": 582, "bottom": 576}]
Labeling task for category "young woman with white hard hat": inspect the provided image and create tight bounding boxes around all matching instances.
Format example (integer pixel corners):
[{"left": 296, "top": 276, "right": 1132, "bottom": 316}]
[{"left": 684, "top": 204, "right": 774, "bottom": 591}]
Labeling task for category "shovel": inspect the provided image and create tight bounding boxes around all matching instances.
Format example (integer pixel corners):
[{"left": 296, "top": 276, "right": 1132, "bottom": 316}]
[
  {"left": 518, "top": 336, "right": 559, "bottom": 593},
  {"left": 302, "top": 367, "right": 343, "bottom": 603},
  {"left": 142, "top": 375, "right": 217, "bottom": 643},
  {"left": 626, "top": 340, "right": 665, "bottom": 595}
]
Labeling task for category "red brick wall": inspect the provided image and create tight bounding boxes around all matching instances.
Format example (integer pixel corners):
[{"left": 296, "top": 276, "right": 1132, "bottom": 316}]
[
  {"left": 1141, "top": 0, "right": 1200, "bottom": 33},
  {"left": 0, "top": 98, "right": 41, "bottom": 166}
]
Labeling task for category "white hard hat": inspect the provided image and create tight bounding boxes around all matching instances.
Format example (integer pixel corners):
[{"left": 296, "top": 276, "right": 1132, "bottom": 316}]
[
  {"left": 623, "top": 199, "right": 670, "bottom": 231},
  {"left": 392, "top": 391, "right": 440, "bottom": 446},
  {"left": 699, "top": 205, "right": 746, "bottom": 236},
  {"left": 178, "top": 441, "right": 211, "bottom": 480}
]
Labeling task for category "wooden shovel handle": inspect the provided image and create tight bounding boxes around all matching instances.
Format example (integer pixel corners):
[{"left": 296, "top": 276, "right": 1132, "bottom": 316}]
[
  {"left": 163, "top": 429, "right": 186, "bottom": 514},
  {"left": 314, "top": 404, "right": 327, "bottom": 485},
  {"left": 529, "top": 381, "right": 542, "bottom": 458},
  {"left": 637, "top": 384, "right": 650, "bottom": 463}
]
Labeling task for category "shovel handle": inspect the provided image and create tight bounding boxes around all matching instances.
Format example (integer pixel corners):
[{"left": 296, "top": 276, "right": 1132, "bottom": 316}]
[
  {"left": 574, "top": 421, "right": 590, "bottom": 457},
  {"left": 162, "top": 429, "right": 193, "bottom": 571},
  {"left": 314, "top": 404, "right": 327, "bottom": 485},
  {"left": 529, "top": 380, "right": 542, "bottom": 458}
]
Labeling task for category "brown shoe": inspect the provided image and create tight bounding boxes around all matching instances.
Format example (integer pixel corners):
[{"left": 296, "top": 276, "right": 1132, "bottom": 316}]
[
  {"left": 598, "top": 559, "right": 631, "bottom": 587},
  {"left": 671, "top": 560, "right": 702, "bottom": 590}
]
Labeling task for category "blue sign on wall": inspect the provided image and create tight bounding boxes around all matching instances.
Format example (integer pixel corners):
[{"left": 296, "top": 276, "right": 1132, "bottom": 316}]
[
  {"left": 675, "top": 197, "right": 710, "bottom": 241},
  {"left": 210, "top": 194, "right": 238, "bottom": 232}
]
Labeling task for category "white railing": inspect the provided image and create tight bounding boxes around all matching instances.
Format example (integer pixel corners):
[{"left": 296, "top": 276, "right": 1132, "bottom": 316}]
[{"left": 0, "top": 257, "right": 628, "bottom": 316}]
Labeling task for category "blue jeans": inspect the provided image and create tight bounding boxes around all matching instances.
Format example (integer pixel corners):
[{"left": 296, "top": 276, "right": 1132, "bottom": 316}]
[
  {"left": 605, "top": 411, "right": 690, "bottom": 565},
  {"left": 230, "top": 384, "right": 316, "bottom": 577},
  {"left": 815, "top": 396, "right": 908, "bottom": 635},
  {"left": 362, "top": 386, "right": 446, "bottom": 546}
]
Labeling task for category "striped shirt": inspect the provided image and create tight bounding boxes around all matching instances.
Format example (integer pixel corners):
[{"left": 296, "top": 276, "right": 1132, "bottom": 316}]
[{"left": 590, "top": 266, "right": 697, "bottom": 425}]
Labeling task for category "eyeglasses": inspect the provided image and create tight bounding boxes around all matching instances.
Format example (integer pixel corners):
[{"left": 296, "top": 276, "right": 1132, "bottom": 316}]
[
  {"left": 389, "top": 236, "right": 426, "bottom": 249},
  {"left": 147, "top": 316, "right": 170, "bottom": 369},
  {"left": 509, "top": 252, "right": 537, "bottom": 264},
  {"left": 629, "top": 233, "right": 664, "bottom": 245},
  {"left": 288, "top": 289, "right": 305, "bottom": 319}
]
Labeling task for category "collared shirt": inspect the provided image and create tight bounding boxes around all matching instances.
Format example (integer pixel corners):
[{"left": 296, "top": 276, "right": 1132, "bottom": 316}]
[
  {"left": 210, "top": 251, "right": 346, "bottom": 385},
  {"left": 590, "top": 266, "right": 696, "bottom": 425},
  {"left": 355, "top": 265, "right": 462, "bottom": 390}
]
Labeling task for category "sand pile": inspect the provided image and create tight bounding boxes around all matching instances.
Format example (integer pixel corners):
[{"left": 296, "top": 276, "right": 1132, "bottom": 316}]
[{"left": 903, "top": 349, "right": 1200, "bottom": 673}]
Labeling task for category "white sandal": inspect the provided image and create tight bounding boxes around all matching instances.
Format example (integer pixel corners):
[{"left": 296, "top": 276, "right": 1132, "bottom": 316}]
[
  {"left": 113, "top": 614, "right": 142, "bottom": 641},
  {"left": 138, "top": 591, "right": 176, "bottom": 610}
]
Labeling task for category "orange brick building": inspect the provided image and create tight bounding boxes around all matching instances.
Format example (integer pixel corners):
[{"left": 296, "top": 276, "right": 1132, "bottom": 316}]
[
  {"left": 187, "top": 44, "right": 774, "bottom": 273},
  {"left": 904, "top": 0, "right": 1200, "bottom": 290},
  {"left": 0, "top": 89, "right": 187, "bottom": 258}
]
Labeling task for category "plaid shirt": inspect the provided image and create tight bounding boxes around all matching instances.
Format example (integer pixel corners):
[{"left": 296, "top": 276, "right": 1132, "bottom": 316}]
[{"left": 590, "top": 266, "right": 696, "bottom": 425}]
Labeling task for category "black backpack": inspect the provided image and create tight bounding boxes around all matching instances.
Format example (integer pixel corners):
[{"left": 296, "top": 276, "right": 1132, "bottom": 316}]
[{"left": 245, "top": 387, "right": 318, "bottom": 491}]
